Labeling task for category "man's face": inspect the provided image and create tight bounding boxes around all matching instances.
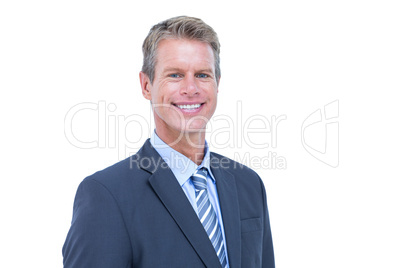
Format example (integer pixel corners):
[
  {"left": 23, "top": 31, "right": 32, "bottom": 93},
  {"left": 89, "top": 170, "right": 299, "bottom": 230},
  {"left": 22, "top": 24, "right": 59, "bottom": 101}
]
[{"left": 141, "top": 39, "right": 219, "bottom": 138}]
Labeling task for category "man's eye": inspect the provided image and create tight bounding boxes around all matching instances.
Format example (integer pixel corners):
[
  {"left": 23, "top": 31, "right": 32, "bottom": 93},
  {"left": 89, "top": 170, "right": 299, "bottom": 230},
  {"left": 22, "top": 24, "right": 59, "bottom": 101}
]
[
  {"left": 196, "top": 74, "right": 209, "bottom": 78},
  {"left": 169, "top": 74, "right": 180, "bottom": 78}
]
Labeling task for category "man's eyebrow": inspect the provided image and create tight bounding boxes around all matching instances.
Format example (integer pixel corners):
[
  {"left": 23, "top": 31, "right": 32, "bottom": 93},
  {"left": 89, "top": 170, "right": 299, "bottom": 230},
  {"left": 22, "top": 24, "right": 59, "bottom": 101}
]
[
  {"left": 196, "top": 68, "right": 214, "bottom": 74},
  {"left": 162, "top": 67, "right": 183, "bottom": 74},
  {"left": 161, "top": 67, "right": 215, "bottom": 75}
]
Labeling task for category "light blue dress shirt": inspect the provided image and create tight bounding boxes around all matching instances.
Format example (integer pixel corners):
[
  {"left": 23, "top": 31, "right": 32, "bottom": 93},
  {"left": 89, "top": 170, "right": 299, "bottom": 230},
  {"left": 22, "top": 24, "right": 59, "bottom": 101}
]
[{"left": 150, "top": 131, "right": 229, "bottom": 266}]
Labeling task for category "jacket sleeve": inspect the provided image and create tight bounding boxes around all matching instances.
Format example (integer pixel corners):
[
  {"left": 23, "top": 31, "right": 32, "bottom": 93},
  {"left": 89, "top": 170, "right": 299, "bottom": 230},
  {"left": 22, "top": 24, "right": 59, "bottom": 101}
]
[
  {"left": 62, "top": 178, "right": 132, "bottom": 268},
  {"left": 259, "top": 177, "right": 276, "bottom": 268}
]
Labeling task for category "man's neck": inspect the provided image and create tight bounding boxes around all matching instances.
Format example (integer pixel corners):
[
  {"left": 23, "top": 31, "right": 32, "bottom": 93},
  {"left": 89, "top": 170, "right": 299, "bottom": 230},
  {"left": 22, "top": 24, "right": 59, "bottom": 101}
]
[{"left": 155, "top": 128, "right": 205, "bottom": 166}]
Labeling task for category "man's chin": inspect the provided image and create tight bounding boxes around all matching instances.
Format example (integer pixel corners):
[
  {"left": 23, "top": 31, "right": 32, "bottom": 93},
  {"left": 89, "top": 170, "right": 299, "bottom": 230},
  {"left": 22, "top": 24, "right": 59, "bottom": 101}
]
[{"left": 178, "top": 127, "right": 207, "bottom": 135}]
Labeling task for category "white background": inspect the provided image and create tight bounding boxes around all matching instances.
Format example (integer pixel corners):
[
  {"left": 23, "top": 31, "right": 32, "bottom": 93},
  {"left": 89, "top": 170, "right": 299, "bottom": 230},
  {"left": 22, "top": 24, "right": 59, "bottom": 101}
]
[{"left": 1, "top": 0, "right": 401, "bottom": 267}]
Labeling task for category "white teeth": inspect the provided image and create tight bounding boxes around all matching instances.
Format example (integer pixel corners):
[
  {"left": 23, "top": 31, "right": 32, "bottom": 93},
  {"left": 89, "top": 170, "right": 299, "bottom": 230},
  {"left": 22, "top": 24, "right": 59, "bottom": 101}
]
[{"left": 176, "top": 104, "right": 201, "bottom": 110}]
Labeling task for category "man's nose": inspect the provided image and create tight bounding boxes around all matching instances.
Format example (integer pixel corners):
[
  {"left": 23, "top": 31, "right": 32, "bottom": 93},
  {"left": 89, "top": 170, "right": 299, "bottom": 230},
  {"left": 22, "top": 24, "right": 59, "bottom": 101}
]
[{"left": 180, "top": 76, "right": 199, "bottom": 96}]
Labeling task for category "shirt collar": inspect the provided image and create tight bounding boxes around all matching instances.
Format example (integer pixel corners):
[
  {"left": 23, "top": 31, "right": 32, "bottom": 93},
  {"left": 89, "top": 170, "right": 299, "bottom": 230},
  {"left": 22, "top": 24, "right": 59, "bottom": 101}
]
[{"left": 150, "top": 130, "right": 216, "bottom": 186}]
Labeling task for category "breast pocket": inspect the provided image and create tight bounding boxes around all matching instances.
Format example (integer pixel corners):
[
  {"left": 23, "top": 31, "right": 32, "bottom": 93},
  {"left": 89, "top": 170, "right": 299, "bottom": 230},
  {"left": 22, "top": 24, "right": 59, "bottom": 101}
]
[{"left": 241, "top": 218, "right": 263, "bottom": 267}]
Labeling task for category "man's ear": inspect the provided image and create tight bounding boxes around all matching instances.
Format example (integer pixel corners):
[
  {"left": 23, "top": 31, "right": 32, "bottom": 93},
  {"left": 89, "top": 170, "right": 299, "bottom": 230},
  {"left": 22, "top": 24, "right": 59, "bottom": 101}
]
[
  {"left": 216, "top": 76, "right": 221, "bottom": 93},
  {"left": 139, "top": 71, "right": 152, "bottom": 100}
]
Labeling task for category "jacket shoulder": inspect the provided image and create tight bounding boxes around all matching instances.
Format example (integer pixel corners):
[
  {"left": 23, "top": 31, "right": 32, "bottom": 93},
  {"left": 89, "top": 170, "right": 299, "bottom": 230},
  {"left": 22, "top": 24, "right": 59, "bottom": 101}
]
[
  {"left": 83, "top": 139, "right": 157, "bottom": 186},
  {"left": 86, "top": 155, "right": 139, "bottom": 181}
]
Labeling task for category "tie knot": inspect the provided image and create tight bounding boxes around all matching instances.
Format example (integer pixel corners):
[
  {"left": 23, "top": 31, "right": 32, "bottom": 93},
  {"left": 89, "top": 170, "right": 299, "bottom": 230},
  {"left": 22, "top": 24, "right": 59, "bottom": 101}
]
[{"left": 191, "top": 168, "right": 208, "bottom": 191}]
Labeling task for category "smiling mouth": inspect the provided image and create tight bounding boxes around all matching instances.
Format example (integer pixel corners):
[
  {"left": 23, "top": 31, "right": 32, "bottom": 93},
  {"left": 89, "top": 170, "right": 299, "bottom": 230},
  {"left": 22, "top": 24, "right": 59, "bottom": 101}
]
[{"left": 173, "top": 103, "right": 203, "bottom": 110}]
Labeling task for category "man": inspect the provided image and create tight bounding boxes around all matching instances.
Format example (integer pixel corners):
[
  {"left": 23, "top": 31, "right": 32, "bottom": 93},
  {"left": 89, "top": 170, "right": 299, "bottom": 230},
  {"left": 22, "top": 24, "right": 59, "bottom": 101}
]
[{"left": 63, "top": 16, "right": 275, "bottom": 267}]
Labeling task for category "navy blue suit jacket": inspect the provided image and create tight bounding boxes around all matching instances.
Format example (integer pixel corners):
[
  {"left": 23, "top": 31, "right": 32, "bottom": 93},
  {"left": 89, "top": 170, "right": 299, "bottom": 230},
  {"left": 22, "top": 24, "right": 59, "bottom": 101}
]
[{"left": 63, "top": 139, "right": 275, "bottom": 267}]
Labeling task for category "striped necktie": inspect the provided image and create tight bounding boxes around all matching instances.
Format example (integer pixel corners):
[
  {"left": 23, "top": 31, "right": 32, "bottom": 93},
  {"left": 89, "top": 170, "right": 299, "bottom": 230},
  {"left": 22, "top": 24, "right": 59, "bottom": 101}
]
[{"left": 191, "top": 168, "right": 228, "bottom": 268}]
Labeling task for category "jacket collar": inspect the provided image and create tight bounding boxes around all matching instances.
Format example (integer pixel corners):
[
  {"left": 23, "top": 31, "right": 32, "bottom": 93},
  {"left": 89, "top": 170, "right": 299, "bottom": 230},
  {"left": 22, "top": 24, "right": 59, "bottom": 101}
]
[
  {"left": 137, "top": 139, "right": 222, "bottom": 267},
  {"left": 136, "top": 139, "right": 241, "bottom": 267}
]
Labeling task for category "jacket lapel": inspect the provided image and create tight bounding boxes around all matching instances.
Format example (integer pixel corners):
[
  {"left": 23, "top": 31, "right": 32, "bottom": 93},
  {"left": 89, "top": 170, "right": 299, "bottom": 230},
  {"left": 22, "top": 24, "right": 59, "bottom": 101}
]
[
  {"left": 210, "top": 153, "right": 241, "bottom": 268},
  {"left": 138, "top": 140, "right": 222, "bottom": 267}
]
